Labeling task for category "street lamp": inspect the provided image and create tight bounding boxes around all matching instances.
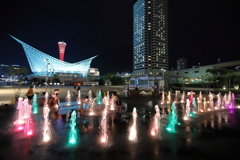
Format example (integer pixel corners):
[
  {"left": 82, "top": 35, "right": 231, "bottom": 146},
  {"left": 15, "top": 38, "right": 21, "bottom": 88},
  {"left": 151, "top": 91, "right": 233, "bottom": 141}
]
[
  {"left": 161, "top": 68, "right": 166, "bottom": 92},
  {"left": 44, "top": 59, "right": 50, "bottom": 92}
]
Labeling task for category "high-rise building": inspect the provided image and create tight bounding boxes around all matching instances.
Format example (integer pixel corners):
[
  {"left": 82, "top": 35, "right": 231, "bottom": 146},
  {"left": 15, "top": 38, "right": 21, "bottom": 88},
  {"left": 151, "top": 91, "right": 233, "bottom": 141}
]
[
  {"left": 133, "top": 0, "right": 168, "bottom": 76},
  {"left": 58, "top": 41, "right": 66, "bottom": 61}
]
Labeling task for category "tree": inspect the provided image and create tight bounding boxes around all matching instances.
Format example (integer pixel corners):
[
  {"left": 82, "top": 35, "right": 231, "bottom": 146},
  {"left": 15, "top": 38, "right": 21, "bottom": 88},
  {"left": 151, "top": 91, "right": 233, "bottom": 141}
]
[
  {"left": 206, "top": 68, "right": 229, "bottom": 87},
  {"left": 32, "top": 78, "right": 39, "bottom": 84},
  {"left": 102, "top": 73, "right": 113, "bottom": 85},
  {"left": 19, "top": 67, "right": 28, "bottom": 76},
  {"left": 7, "top": 65, "right": 15, "bottom": 76},
  {"left": 52, "top": 77, "right": 61, "bottom": 83},
  {"left": 110, "top": 76, "right": 124, "bottom": 85}
]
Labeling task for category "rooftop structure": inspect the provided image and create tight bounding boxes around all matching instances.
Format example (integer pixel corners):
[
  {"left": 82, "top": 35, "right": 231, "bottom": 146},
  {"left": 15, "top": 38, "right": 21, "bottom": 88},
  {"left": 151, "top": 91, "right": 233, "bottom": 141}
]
[{"left": 10, "top": 35, "right": 97, "bottom": 77}]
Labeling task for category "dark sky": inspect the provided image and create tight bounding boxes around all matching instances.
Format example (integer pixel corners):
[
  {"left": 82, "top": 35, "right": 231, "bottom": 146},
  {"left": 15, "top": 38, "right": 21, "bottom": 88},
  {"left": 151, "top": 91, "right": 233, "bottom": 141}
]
[{"left": 0, "top": 0, "right": 240, "bottom": 75}]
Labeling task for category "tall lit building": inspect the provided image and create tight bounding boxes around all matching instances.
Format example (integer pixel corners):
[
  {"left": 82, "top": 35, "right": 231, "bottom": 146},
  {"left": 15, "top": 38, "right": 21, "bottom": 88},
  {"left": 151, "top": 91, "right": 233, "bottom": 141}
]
[
  {"left": 133, "top": 0, "right": 168, "bottom": 76},
  {"left": 58, "top": 41, "right": 66, "bottom": 61}
]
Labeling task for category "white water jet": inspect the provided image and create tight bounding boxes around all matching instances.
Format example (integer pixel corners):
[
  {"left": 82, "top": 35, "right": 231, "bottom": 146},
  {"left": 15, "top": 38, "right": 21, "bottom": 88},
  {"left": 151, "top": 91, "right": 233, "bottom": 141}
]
[
  {"left": 42, "top": 107, "right": 51, "bottom": 142},
  {"left": 228, "top": 91, "right": 231, "bottom": 104},
  {"left": 44, "top": 92, "right": 49, "bottom": 107},
  {"left": 183, "top": 99, "right": 190, "bottom": 120},
  {"left": 167, "top": 91, "right": 171, "bottom": 104},
  {"left": 110, "top": 96, "right": 115, "bottom": 110},
  {"left": 216, "top": 92, "right": 222, "bottom": 109},
  {"left": 89, "top": 98, "right": 97, "bottom": 115},
  {"left": 77, "top": 90, "right": 81, "bottom": 104},
  {"left": 198, "top": 91, "right": 202, "bottom": 103},
  {"left": 100, "top": 107, "right": 108, "bottom": 143},
  {"left": 88, "top": 90, "right": 92, "bottom": 101},
  {"left": 106, "top": 91, "right": 110, "bottom": 105},
  {"left": 203, "top": 97, "right": 207, "bottom": 111},
  {"left": 174, "top": 90, "right": 178, "bottom": 103},
  {"left": 66, "top": 90, "right": 71, "bottom": 106},
  {"left": 208, "top": 92, "right": 214, "bottom": 110},
  {"left": 161, "top": 91, "right": 165, "bottom": 104},
  {"left": 151, "top": 105, "right": 161, "bottom": 138},
  {"left": 129, "top": 107, "right": 138, "bottom": 142},
  {"left": 180, "top": 91, "right": 185, "bottom": 103}
]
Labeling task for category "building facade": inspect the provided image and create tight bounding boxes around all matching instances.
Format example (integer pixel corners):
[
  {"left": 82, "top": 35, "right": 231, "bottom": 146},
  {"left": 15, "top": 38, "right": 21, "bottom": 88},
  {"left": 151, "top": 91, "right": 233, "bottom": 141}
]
[
  {"left": 10, "top": 35, "right": 100, "bottom": 85},
  {"left": 133, "top": 0, "right": 168, "bottom": 76},
  {"left": 177, "top": 58, "right": 187, "bottom": 70}
]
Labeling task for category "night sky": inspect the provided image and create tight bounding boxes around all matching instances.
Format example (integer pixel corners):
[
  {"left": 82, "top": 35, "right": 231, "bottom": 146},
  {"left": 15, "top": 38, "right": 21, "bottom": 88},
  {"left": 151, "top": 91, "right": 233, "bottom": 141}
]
[{"left": 0, "top": 0, "right": 240, "bottom": 75}]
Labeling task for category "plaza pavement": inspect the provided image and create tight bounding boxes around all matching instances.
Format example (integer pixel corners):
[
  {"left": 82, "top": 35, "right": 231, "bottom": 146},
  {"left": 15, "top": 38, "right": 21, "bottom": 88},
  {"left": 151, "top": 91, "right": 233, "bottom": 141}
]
[{"left": 0, "top": 85, "right": 240, "bottom": 160}]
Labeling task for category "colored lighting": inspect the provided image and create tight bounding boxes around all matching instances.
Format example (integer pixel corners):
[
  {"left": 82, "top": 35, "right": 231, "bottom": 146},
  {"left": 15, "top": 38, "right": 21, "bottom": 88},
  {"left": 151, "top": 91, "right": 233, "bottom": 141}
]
[
  {"left": 58, "top": 42, "right": 66, "bottom": 61},
  {"left": 10, "top": 35, "right": 97, "bottom": 76},
  {"left": 18, "top": 126, "right": 24, "bottom": 130}
]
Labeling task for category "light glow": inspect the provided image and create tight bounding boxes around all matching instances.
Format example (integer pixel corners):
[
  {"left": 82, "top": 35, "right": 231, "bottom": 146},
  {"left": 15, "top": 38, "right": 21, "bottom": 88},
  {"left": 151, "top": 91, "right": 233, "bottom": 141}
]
[{"left": 10, "top": 35, "right": 97, "bottom": 76}]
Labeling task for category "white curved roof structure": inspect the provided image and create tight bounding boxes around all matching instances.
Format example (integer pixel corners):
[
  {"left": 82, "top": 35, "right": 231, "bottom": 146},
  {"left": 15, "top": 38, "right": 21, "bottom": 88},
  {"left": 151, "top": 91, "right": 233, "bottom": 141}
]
[{"left": 10, "top": 35, "right": 97, "bottom": 77}]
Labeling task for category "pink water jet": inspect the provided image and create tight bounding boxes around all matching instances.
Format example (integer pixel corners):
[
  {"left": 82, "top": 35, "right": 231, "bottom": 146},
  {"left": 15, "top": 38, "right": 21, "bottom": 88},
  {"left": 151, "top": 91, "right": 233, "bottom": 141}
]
[
  {"left": 24, "top": 104, "right": 33, "bottom": 136},
  {"left": 15, "top": 97, "right": 25, "bottom": 129}
]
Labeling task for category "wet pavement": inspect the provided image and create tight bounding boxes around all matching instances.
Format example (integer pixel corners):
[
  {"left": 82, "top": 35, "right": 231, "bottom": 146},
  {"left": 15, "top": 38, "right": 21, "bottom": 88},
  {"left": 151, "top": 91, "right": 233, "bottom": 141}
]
[{"left": 0, "top": 95, "right": 240, "bottom": 160}]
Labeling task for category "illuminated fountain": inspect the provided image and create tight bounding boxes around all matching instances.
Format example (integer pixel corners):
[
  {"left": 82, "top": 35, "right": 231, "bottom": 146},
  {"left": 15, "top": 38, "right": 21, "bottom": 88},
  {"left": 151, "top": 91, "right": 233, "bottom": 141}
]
[
  {"left": 77, "top": 90, "right": 81, "bottom": 105},
  {"left": 65, "top": 90, "right": 71, "bottom": 106},
  {"left": 129, "top": 107, "right": 138, "bottom": 142},
  {"left": 15, "top": 97, "right": 25, "bottom": 130},
  {"left": 110, "top": 95, "right": 115, "bottom": 110},
  {"left": 88, "top": 90, "right": 93, "bottom": 101},
  {"left": 89, "top": 98, "right": 97, "bottom": 115},
  {"left": 222, "top": 94, "right": 227, "bottom": 108},
  {"left": 68, "top": 110, "right": 77, "bottom": 146},
  {"left": 203, "top": 97, "right": 207, "bottom": 111},
  {"left": 174, "top": 90, "right": 178, "bottom": 103},
  {"left": 100, "top": 106, "right": 108, "bottom": 143},
  {"left": 166, "top": 103, "right": 178, "bottom": 132},
  {"left": 192, "top": 98, "right": 197, "bottom": 113},
  {"left": 216, "top": 92, "right": 221, "bottom": 109},
  {"left": 208, "top": 92, "right": 214, "bottom": 111},
  {"left": 183, "top": 99, "right": 190, "bottom": 120},
  {"left": 189, "top": 91, "right": 193, "bottom": 105},
  {"left": 97, "top": 90, "right": 102, "bottom": 105},
  {"left": 32, "top": 94, "right": 38, "bottom": 114},
  {"left": 197, "top": 97, "right": 203, "bottom": 112},
  {"left": 23, "top": 99, "right": 29, "bottom": 118},
  {"left": 198, "top": 91, "right": 202, "bottom": 103},
  {"left": 167, "top": 91, "right": 171, "bottom": 104},
  {"left": 24, "top": 104, "right": 33, "bottom": 136},
  {"left": 42, "top": 107, "right": 51, "bottom": 142},
  {"left": 161, "top": 91, "right": 165, "bottom": 105},
  {"left": 151, "top": 105, "right": 161, "bottom": 138},
  {"left": 106, "top": 91, "right": 110, "bottom": 105},
  {"left": 227, "top": 91, "right": 232, "bottom": 105},
  {"left": 229, "top": 93, "right": 235, "bottom": 108},
  {"left": 44, "top": 92, "right": 49, "bottom": 107},
  {"left": 180, "top": 91, "right": 185, "bottom": 103}
]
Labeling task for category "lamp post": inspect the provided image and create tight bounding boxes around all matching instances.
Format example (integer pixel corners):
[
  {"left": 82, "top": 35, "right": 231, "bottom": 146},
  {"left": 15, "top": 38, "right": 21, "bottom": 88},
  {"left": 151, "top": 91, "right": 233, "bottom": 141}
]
[
  {"left": 44, "top": 59, "right": 50, "bottom": 92},
  {"left": 161, "top": 68, "right": 166, "bottom": 93}
]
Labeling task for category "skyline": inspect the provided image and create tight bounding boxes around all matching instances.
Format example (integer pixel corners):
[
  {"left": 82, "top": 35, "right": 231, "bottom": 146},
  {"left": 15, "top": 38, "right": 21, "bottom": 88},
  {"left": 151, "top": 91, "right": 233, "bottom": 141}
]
[{"left": 0, "top": 0, "right": 240, "bottom": 75}]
